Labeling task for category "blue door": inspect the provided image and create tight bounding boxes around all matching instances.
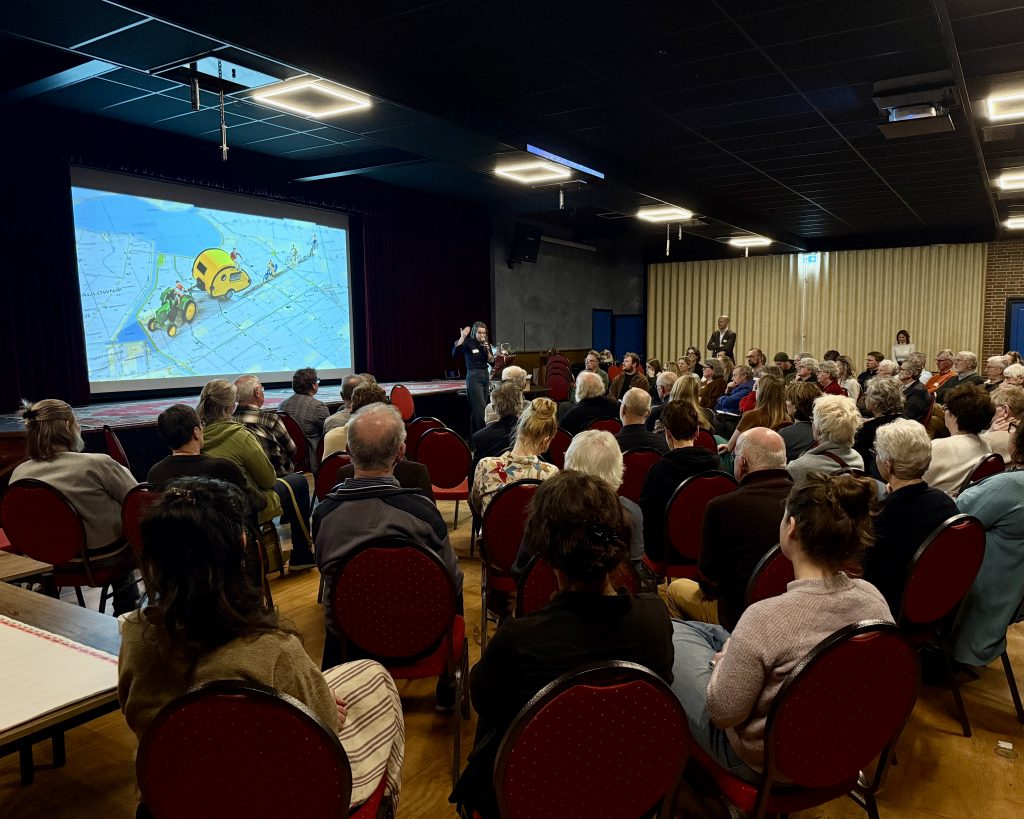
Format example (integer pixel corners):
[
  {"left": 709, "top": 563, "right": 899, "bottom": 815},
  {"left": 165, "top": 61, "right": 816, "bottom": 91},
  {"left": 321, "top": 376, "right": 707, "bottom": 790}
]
[{"left": 1009, "top": 301, "right": 1024, "bottom": 354}]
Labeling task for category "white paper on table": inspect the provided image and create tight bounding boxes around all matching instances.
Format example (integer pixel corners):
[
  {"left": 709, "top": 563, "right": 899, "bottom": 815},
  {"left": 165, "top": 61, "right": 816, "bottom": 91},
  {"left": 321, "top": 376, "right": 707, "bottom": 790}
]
[{"left": 0, "top": 614, "right": 118, "bottom": 733}]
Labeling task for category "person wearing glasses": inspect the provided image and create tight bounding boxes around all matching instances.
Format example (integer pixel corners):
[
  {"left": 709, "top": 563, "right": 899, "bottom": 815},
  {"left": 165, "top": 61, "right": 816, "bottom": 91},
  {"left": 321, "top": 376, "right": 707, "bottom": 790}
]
[
  {"left": 925, "top": 349, "right": 956, "bottom": 394},
  {"left": 935, "top": 352, "right": 984, "bottom": 404},
  {"left": 584, "top": 349, "right": 609, "bottom": 392}
]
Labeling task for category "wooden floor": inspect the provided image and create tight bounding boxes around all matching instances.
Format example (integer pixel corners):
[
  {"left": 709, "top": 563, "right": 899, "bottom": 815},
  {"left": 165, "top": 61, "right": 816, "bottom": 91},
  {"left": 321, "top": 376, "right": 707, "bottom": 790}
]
[{"left": 1, "top": 498, "right": 1023, "bottom": 818}]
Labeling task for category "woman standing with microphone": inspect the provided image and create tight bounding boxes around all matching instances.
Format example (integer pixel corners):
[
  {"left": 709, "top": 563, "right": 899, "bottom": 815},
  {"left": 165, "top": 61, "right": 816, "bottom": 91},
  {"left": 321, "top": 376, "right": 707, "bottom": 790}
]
[{"left": 454, "top": 321, "right": 493, "bottom": 435}]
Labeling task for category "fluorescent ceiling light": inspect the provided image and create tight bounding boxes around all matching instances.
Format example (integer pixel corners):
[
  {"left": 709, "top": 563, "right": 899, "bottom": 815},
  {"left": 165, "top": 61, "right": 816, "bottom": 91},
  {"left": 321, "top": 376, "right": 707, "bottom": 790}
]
[
  {"left": 997, "top": 171, "right": 1024, "bottom": 191},
  {"left": 636, "top": 205, "right": 694, "bottom": 222},
  {"left": 252, "top": 78, "right": 372, "bottom": 117},
  {"left": 494, "top": 160, "right": 572, "bottom": 184},
  {"left": 1006, "top": 217, "right": 1024, "bottom": 230},
  {"left": 729, "top": 236, "right": 772, "bottom": 247},
  {"left": 986, "top": 92, "right": 1024, "bottom": 122},
  {"left": 526, "top": 144, "right": 605, "bottom": 179}
]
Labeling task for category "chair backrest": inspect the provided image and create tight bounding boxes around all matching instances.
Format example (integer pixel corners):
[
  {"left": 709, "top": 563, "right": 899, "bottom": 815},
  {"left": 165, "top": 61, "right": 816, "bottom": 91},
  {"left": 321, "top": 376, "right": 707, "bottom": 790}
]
[
  {"left": 0, "top": 479, "right": 87, "bottom": 565},
  {"left": 899, "top": 514, "right": 986, "bottom": 628},
  {"left": 665, "top": 471, "right": 738, "bottom": 563},
  {"left": 137, "top": 680, "right": 351, "bottom": 818},
  {"left": 607, "top": 364, "right": 622, "bottom": 381},
  {"left": 121, "top": 484, "right": 163, "bottom": 559},
  {"left": 494, "top": 661, "right": 690, "bottom": 819},
  {"left": 958, "top": 452, "right": 1004, "bottom": 495},
  {"left": 546, "top": 373, "right": 571, "bottom": 402},
  {"left": 329, "top": 538, "right": 457, "bottom": 661},
  {"left": 103, "top": 425, "right": 131, "bottom": 470},
  {"left": 315, "top": 452, "right": 352, "bottom": 502},
  {"left": 277, "top": 412, "right": 310, "bottom": 472},
  {"left": 619, "top": 448, "right": 663, "bottom": 503},
  {"left": 914, "top": 391, "right": 937, "bottom": 426},
  {"left": 546, "top": 353, "right": 572, "bottom": 373},
  {"left": 587, "top": 417, "right": 622, "bottom": 434},
  {"left": 389, "top": 383, "right": 416, "bottom": 422},
  {"left": 314, "top": 433, "right": 325, "bottom": 468},
  {"left": 744, "top": 544, "right": 794, "bottom": 606},
  {"left": 405, "top": 416, "right": 446, "bottom": 461},
  {"left": 545, "top": 428, "right": 573, "bottom": 470},
  {"left": 481, "top": 480, "right": 543, "bottom": 574},
  {"left": 763, "top": 622, "right": 917, "bottom": 791},
  {"left": 694, "top": 428, "right": 717, "bottom": 452},
  {"left": 417, "top": 427, "right": 471, "bottom": 489},
  {"left": 515, "top": 554, "right": 560, "bottom": 617}
]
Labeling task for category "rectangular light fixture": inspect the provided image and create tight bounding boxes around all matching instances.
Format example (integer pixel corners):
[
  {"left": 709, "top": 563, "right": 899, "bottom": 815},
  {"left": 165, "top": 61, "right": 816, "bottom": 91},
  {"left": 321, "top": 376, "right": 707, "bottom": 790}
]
[
  {"left": 997, "top": 171, "right": 1024, "bottom": 191},
  {"left": 986, "top": 92, "right": 1024, "bottom": 122},
  {"left": 494, "top": 160, "right": 572, "bottom": 184},
  {"left": 1006, "top": 216, "right": 1024, "bottom": 230},
  {"left": 729, "top": 236, "right": 772, "bottom": 247},
  {"left": 636, "top": 205, "right": 694, "bottom": 222},
  {"left": 252, "top": 78, "right": 372, "bottom": 117}
]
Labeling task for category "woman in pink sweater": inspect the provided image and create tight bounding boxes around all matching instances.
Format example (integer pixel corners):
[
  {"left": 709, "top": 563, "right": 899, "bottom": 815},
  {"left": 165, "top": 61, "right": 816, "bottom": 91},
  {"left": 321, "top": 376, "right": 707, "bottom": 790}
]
[{"left": 669, "top": 472, "right": 892, "bottom": 780}]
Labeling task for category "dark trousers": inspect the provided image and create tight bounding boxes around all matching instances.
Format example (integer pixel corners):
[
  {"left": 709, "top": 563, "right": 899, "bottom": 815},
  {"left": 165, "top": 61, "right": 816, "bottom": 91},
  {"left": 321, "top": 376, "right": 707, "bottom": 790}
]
[
  {"left": 466, "top": 369, "right": 489, "bottom": 436},
  {"left": 273, "top": 474, "right": 313, "bottom": 563}
]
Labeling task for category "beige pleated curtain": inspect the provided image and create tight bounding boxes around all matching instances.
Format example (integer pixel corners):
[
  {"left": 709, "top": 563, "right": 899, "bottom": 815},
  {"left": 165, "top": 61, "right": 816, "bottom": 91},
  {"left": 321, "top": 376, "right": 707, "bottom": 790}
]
[{"left": 647, "top": 244, "right": 986, "bottom": 365}]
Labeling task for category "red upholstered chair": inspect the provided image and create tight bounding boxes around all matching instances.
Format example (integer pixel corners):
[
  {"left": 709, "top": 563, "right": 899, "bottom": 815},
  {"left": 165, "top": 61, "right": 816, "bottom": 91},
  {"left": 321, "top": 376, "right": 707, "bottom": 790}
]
[
  {"left": 327, "top": 539, "right": 469, "bottom": 787},
  {"left": 103, "top": 425, "right": 131, "bottom": 471},
  {"left": 277, "top": 411, "right": 311, "bottom": 473},
  {"left": 587, "top": 417, "right": 622, "bottom": 434},
  {"left": 619, "top": 448, "right": 663, "bottom": 503},
  {"left": 745, "top": 544, "right": 794, "bottom": 607},
  {"left": 494, "top": 661, "right": 690, "bottom": 819},
  {"left": 545, "top": 428, "right": 573, "bottom": 470},
  {"left": 546, "top": 352, "right": 572, "bottom": 373},
  {"left": 957, "top": 452, "right": 1004, "bottom": 495},
  {"left": 417, "top": 427, "right": 471, "bottom": 528},
  {"left": 515, "top": 554, "right": 559, "bottom": 618},
  {"left": 607, "top": 364, "right": 622, "bottom": 381},
  {"left": 644, "top": 471, "right": 738, "bottom": 580},
  {"left": 315, "top": 452, "right": 352, "bottom": 502},
  {"left": 916, "top": 391, "right": 937, "bottom": 427},
  {"left": 688, "top": 622, "right": 917, "bottom": 819},
  {"left": 897, "top": 514, "right": 986, "bottom": 737},
  {"left": 136, "top": 680, "right": 388, "bottom": 819},
  {"left": 314, "top": 433, "right": 325, "bottom": 469},
  {"left": 479, "top": 480, "right": 542, "bottom": 649},
  {"left": 695, "top": 428, "right": 718, "bottom": 453},
  {"left": 545, "top": 372, "right": 571, "bottom": 402},
  {"left": 389, "top": 383, "right": 416, "bottom": 422},
  {"left": 405, "top": 416, "right": 446, "bottom": 462},
  {"left": 1, "top": 479, "right": 136, "bottom": 612},
  {"left": 121, "top": 484, "right": 162, "bottom": 560}
]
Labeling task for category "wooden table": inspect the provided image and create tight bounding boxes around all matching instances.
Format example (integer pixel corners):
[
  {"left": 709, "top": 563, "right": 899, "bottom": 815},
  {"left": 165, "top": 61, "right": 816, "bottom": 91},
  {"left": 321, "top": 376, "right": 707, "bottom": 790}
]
[
  {"left": 0, "top": 584, "right": 121, "bottom": 784},
  {"left": 0, "top": 551, "right": 52, "bottom": 582}
]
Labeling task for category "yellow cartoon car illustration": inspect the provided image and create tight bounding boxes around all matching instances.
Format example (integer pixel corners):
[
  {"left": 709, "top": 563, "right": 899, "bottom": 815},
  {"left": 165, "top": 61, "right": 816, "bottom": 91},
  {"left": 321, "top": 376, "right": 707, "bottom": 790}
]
[{"left": 192, "top": 248, "right": 250, "bottom": 299}]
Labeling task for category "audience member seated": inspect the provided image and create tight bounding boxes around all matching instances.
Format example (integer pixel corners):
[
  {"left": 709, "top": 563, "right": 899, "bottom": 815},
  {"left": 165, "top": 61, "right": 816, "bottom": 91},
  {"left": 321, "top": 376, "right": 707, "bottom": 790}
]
[
  {"left": 908, "top": 351, "right": 932, "bottom": 384},
  {"left": 862, "top": 419, "right": 958, "bottom": 614},
  {"left": 583, "top": 349, "right": 609, "bottom": 392},
  {"left": 721, "top": 375, "right": 789, "bottom": 454},
  {"left": 646, "top": 358, "right": 665, "bottom": 404},
  {"left": 875, "top": 358, "right": 899, "bottom": 379},
  {"left": 816, "top": 359, "right": 847, "bottom": 396},
  {"left": 854, "top": 376, "right": 906, "bottom": 478},
  {"left": 698, "top": 359, "right": 728, "bottom": 409},
  {"left": 922, "top": 384, "right": 994, "bottom": 496},
  {"left": 616, "top": 387, "right": 669, "bottom": 454},
  {"left": 12, "top": 399, "right": 139, "bottom": 615},
  {"left": 773, "top": 352, "right": 796, "bottom": 382},
  {"left": 951, "top": 421, "right": 1024, "bottom": 669},
  {"left": 983, "top": 355, "right": 1010, "bottom": 392},
  {"left": 608, "top": 352, "right": 650, "bottom": 399},
  {"left": 714, "top": 364, "right": 754, "bottom": 414},
  {"left": 899, "top": 359, "right": 930, "bottom": 421},
  {"left": 669, "top": 373, "right": 714, "bottom": 435},
  {"left": 560, "top": 371, "right": 619, "bottom": 435},
  {"left": 313, "top": 403, "right": 463, "bottom": 693},
  {"left": 639, "top": 401, "right": 720, "bottom": 564},
  {"left": 451, "top": 471, "right": 673, "bottom": 818},
  {"left": 278, "top": 366, "right": 330, "bottom": 454},
  {"left": 323, "top": 382, "right": 387, "bottom": 457},
  {"left": 323, "top": 374, "right": 365, "bottom": 434},
  {"left": 787, "top": 395, "right": 864, "bottom": 487},
  {"left": 925, "top": 349, "right": 956, "bottom": 394},
  {"left": 484, "top": 365, "right": 528, "bottom": 425},
  {"left": 935, "top": 351, "right": 985, "bottom": 403},
  {"left": 117, "top": 477, "right": 404, "bottom": 810},
  {"left": 780, "top": 380, "right": 821, "bottom": 462},
  {"left": 857, "top": 351, "right": 882, "bottom": 393},
  {"left": 982, "top": 385, "right": 1024, "bottom": 462},
  {"left": 663, "top": 428, "right": 792, "bottom": 630},
  {"left": 1003, "top": 362, "right": 1024, "bottom": 387},
  {"left": 646, "top": 370, "right": 678, "bottom": 431},
  {"left": 472, "top": 397, "right": 559, "bottom": 515},
  {"left": 471, "top": 382, "right": 524, "bottom": 479},
  {"left": 669, "top": 473, "right": 891, "bottom": 782},
  {"left": 716, "top": 353, "right": 736, "bottom": 383},
  {"left": 744, "top": 349, "right": 767, "bottom": 379},
  {"left": 795, "top": 356, "right": 819, "bottom": 383},
  {"left": 232, "top": 375, "right": 298, "bottom": 474},
  {"left": 837, "top": 355, "right": 860, "bottom": 402}
]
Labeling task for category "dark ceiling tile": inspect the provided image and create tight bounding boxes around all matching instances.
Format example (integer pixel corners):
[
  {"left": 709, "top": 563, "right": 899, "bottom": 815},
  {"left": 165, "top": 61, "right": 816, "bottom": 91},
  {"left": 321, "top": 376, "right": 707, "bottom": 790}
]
[
  {"left": 959, "top": 43, "right": 1024, "bottom": 80},
  {"left": 78, "top": 19, "right": 221, "bottom": 71},
  {"left": 786, "top": 46, "right": 949, "bottom": 92},
  {"left": 638, "top": 51, "right": 778, "bottom": 97},
  {"left": 0, "top": 0, "right": 144, "bottom": 49},
  {"left": 735, "top": 0, "right": 934, "bottom": 47},
  {"left": 102, "top": 67, "right": 178, "bottom": 94},
  {"left": 38, "top": 76, "right": 147, "bottom": 110},
  {"left": 228, "top": 120, "right": 294, "bottom": 146},
  {"left": 102, "top": 93, "right": 193, "bottom": 122},
  {"left": 951, "top": 6, "right": 1024, "bottom": 52}
]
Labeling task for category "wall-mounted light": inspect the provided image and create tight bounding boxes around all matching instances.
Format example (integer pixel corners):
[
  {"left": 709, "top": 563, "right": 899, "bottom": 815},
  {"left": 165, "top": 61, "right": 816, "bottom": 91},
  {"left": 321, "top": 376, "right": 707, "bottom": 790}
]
[{"left": 996, "top": 170, "right": 1024, "bottom": 191}]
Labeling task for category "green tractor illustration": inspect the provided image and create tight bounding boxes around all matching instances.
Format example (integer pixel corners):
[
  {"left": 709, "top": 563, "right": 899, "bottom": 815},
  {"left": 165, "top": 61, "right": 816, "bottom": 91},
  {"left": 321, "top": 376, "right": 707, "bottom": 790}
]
[{"left": 147, "top": 287, "right": 197, "bottom": 337}]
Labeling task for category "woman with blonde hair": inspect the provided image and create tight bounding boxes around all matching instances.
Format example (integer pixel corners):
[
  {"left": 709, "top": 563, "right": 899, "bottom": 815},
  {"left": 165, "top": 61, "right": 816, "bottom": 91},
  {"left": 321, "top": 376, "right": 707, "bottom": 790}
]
[
  {"left": 837, "top": 355, "right": 860, "bottom": 402},
  {"left": 472, "top": 397, "right": 560, "bottom": 514},
  {"left": 721, "top": 376, "right": 789, "bottom": 454},
  {"left": 668, "top": 373, "right": 712, "bottom": 431},
  {"left": 716, "top": 352, "right": 735, "bottom": 383}
]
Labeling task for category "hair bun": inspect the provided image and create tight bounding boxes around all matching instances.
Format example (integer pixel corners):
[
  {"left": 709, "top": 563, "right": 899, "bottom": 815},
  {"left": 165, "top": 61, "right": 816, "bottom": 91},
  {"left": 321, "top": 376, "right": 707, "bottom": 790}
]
[{"left": 533, "top": 397, "right": 557, "bottom": 419}]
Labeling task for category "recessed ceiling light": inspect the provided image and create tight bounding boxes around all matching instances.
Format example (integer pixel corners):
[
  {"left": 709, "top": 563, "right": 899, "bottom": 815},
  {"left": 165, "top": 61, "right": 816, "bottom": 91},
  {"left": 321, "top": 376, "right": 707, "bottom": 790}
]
[
  {"left": 997, "top": 171, "right": 1024, "bottom": 191},
  {"left": 252, "top": 78, "right": 372, "bottom": 117},
  {"left": 729, "top": 236, "right": 772, "bottom": 247},
  {"left": 494, "top": 160, "right": 572, "bottom": 184},
  {"left": 986, "top": 92, "right": 1024, "bottom": 122},
  {"left": 1006, "top": 216, "right": 1024, "bottom": 230},
  {"left": 636, "top": 205, "right": 694, "bottom": 222}
]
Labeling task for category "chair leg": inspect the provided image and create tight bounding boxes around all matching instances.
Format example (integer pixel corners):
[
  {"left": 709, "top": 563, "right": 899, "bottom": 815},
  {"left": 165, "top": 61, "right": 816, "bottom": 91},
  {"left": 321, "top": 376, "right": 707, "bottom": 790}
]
[
  {"left": 19, "top": 745, "right": 34, "bottom": 785},
  {"left": 98, "top": 583, "right": 110, "bottom": 613},
  {"left": 453, "top": 499, "right": 460, "bottom": 529},
  {"left": 942, "top": 646, "right": 972, "bottom": 737},
  {"left": 479, "top": 565, "right": 489, "bottom": 650},
  {"left": 52, "top": 732, "right": 66, "bottom": 767},
  {"left": 1002, "top": 650, "right": 1024, "bottom": 724},
  {"left": 74, "top": 586, "right": 86, "bottom": 607}
]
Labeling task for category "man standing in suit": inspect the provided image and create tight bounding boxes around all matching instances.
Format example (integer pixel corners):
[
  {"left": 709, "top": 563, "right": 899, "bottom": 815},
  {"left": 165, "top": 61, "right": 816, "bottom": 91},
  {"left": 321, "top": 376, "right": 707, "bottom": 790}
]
[{"left": 706, "top": 315, "right": 736, "bottom": 360}]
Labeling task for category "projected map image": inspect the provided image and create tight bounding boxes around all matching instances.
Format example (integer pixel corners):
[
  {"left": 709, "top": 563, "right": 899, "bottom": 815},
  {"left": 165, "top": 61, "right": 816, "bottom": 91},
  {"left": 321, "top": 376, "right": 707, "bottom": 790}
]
[{"left": 71, "top": 186, "right": 351, "bottom": 384}]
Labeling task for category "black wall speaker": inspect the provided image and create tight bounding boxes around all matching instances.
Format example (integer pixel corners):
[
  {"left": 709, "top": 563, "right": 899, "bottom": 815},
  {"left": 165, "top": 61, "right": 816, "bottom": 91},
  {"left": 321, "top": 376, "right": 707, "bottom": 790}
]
[{"left": 509, "top": 223, "right": 541, "bottom": 263}]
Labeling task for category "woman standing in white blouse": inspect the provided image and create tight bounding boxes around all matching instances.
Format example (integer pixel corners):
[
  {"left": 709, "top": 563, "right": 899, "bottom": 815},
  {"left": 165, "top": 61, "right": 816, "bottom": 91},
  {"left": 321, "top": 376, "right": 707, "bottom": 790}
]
[{"left": 892, "top": 329, "right": 915, "bottom": 365}]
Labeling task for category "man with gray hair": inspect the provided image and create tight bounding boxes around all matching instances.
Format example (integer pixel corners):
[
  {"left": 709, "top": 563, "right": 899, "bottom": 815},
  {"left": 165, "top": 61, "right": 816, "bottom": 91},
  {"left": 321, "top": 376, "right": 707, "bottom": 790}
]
[
  {"left": 662, "top": 427, "right": 792, "bottom": 630},
  {"left": 484, "top": 365, "right": 528, "bottom": 424},
  {"left": 936, "top": 351, "right": 985, "bottom": 403},
  {"left": 313, "top": 402, "right": 463, "bottom": 705},
  {"left": 472, "top": 382, "right": 525, "bottom": 477},
  {"left": 324, "top": 374, "right": 365, "bottom": 434},
  {"left": 646, "top": 370, "right": 678, "bottom": 431},
  {"left": 616, "top": 387, "right": 668, "bottom": 454},
  {"left": 561, "top": 370, "right": 620, "bottom": 434},
  {"left": 983, "top": 355, "right": 1010, "bottom": 392},
  {"left": 232, "top": 374, "right": 297, "bottom": 475}
]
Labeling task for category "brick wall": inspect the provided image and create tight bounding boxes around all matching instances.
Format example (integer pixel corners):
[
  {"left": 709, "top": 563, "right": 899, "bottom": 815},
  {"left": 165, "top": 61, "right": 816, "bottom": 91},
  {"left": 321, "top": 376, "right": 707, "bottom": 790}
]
[{"left": 983, "top": 239, "right": 1024, "bottom": 360}]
